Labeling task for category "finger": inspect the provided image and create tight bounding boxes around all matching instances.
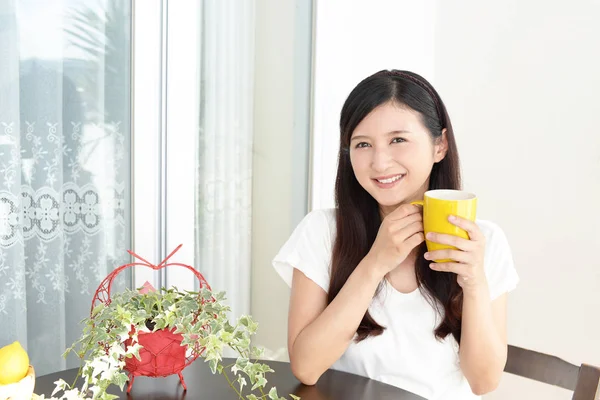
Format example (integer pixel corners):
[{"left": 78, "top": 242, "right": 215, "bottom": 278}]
[
  {"left": 426, "top": 232, "right": 475, "bottom": 252},
  {"left": 387, "top": 204, "right": 422, "bottom": 221},
  {"left": 448, "top": 215, "right": 484, "bottom": 241},
  {"left": 405, "top": 231, "right": 425, "bottom": 250},
  {"left": 424, "top": 248, "right": 470, "bottom": 263},
  {"left": 396, "top": 220, "right": 424, "bottom": 242},
  {"left": 428, "top": 262, "right": 470, "bottom": 276},
  {"left": 389, "top": 213, "right": 422, "bottom": 232}
]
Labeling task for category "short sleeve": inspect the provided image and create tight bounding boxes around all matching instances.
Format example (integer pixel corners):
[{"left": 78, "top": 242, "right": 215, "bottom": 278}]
[
  {"left": 272, "top": 209, "right": 334, "bottom": 293},
  {"left": 479, "top": 220, "right": 520, "bottom": 301}
]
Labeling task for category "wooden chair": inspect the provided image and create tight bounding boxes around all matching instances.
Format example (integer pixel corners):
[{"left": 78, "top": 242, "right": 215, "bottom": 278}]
[{"left": 504, "top": 345, "right": 600, "bottom": 400}]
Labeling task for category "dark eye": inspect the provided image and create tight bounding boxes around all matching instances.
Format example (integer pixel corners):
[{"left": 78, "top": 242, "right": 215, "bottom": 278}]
[
  {"left": 391, "top": 137, "right": 406, "bottom": 144},
  {"left": 355, "top": 142, "right": 370, "bottom": 149}
]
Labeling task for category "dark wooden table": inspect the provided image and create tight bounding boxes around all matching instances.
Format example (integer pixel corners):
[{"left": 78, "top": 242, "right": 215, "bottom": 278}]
[{"left": 36, "top": 358, "right": 425, "bottom": 399}]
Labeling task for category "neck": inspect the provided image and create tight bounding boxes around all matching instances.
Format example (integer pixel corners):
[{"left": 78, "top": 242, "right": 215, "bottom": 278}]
[{"left": 385, "top": 248, "right": 420, "bottom": 293}]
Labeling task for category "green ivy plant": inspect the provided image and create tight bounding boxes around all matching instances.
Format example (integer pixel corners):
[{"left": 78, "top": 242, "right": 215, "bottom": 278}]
[{"left": 42, "top": 287, "right": 299, "bottom": 400}]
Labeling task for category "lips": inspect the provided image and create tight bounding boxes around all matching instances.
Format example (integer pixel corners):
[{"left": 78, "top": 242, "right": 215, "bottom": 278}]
[
  {"left": 372, "top": 173, "right": 405, "bottom": 189},
  {"left": 374, "top": 174, "right": 404, "bottom": 184}
]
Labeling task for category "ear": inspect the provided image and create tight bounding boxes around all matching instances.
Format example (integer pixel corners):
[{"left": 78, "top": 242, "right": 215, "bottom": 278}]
[{"left": 433, "top": 129, "right": 448, "bottom": 163}]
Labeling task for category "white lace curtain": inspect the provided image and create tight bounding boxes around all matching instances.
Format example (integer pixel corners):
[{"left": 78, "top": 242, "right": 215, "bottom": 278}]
[
  {"left": 195, "top": 0, "right": 255, "bottom": 325},
  {"left": 0, "top": 0, "right": 132, "bottom": 375}
]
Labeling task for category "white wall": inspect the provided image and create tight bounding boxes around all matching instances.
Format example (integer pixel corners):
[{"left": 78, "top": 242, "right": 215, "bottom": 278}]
[
  {"left": 434, "top": 1, "right": 600, "bottom": 399},
  {"left": 311, "top": 0, "right": 436, "bottom": 210},
  {"left": 251, "top": 0, "right": 312, "bottom": 361}
]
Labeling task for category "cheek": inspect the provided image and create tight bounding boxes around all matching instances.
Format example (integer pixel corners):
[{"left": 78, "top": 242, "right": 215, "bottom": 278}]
[
  {"left": 349, "top": 152, "right": 366, "bottom": 175},
  {"left": 350, "top": 155, "right": 374, "bottom": 185},
  {"left": 394, "top": 145, "right": 433, "bottom": 167},
  {"left": 389, "top": 146, "right": 416, "bottom": 166}
]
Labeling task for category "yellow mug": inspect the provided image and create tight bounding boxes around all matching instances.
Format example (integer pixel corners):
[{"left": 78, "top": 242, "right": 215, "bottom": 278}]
[{"left": 411, "top": 189, "right": 477, "bottom": 263}]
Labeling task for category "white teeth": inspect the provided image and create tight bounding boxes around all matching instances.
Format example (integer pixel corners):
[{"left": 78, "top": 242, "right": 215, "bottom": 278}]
[{"left": 377, "top": 175, "right": 403, "bottom": 184}]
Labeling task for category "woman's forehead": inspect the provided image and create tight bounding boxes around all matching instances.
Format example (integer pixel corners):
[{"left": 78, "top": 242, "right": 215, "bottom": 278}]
[{"left": 352, "top": 104, "right": 423, "bottom": 137}]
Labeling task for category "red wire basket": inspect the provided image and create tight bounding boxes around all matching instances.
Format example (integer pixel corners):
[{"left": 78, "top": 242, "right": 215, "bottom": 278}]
[{"left": 90, "top": 244, "right": 211, "bottom": 393}]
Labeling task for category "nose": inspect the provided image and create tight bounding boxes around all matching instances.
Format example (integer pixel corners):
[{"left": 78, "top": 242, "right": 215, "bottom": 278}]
[{"left": 371, "top": 147, "right": 394, "bottom": 173}]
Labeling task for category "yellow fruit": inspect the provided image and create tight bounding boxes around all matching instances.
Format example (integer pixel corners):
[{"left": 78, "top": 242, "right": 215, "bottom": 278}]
[{"left": 0, "top": 341, "right": 30, "bottom": 385}]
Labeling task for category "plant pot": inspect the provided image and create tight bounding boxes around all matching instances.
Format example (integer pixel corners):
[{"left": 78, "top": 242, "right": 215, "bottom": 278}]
[
  {"left": 124, "top": 328, "right": 187, "bottom": 378},
  {"left": 90, "top": 245, "right": 212, "bottom": 393},
  {"left": 0, "top": 365, "right": 35, "bottom": 400}
]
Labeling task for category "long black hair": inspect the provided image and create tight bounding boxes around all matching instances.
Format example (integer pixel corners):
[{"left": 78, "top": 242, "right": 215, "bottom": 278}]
[{"left": 328, "top": 70, "right": 463, "bottom": 343}]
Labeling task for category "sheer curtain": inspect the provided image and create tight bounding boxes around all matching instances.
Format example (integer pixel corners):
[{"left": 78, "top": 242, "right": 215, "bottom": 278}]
[
  {"left": 195, "top": 0, "right": 255, "bottom": 324},
  {"left": 0, "top": 0, "right": 132, "bottom": 375}
]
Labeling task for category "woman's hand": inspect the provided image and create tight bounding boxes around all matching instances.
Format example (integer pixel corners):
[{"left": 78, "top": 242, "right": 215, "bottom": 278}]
[
  {"left": 424, "top": 215, "right": 487, "bottom": 295},
  {"left": 367, "top": 204, "right": 425, "bottom": 277}
]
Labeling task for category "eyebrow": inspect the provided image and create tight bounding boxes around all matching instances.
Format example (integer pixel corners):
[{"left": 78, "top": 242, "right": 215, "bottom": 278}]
[{"left": 350, "top": 130, "right": 412, "bottom": 142}]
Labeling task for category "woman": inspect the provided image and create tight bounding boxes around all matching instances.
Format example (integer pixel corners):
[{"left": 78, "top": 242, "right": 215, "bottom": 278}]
[{"left": 272, "top": 70, "right": 519, "bottom": 400}]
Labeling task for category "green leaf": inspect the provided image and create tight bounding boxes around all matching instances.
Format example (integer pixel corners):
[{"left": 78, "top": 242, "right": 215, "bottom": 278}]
[
  {"left": 128, "top": 343, "right": 143, "bottom": 361},
  {"left": 234, "top": 330, "right": 245, "bottom": 339},
  {"left": 113, "top": 372, "right": 128, "bottom": 390},
  {"left": 268, "top": 387, "right": 278, "bottom": 399},
  {"left": 251, "top": 346, "right": 264, "bottom": 359},
  {"left": 220, "top": 331, "right": 234, "bottom": 342},
  {"left": 91, "top": 303, "right": 105, "bottom": 317},
  {"left": 247, "top": 319, "right": 259, "bottom": 334},
  {"left": 251, "top": 375, "right": 267, "bottom": 391},
  {"left": 236, "top": 357, "right": 249, "bottom": 369},
  {"left": 209, "top": 358, "right": 218, "bottom": 374},
  {"left": 154, "top": 318, "right": 168, "bottom": 330},
  {"left": 216, "top": 291, "right": 227, "bottom": 301},
  {"left": 237, "top": 337, "right": 251, "bottom": 349},
  {"left": 237, "top": 375, "right": 247, "bottom": 391}
]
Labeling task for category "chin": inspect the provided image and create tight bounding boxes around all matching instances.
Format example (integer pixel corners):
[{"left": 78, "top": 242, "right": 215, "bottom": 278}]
[
  {"left": 360, "top": 178, "right": 423, "bottom": 207},
  {"left": 369, "top": 187, "right": 420, "bottom": 208},
  {"left": 372, "top": 194, "right": 408, "bottom": 208}
]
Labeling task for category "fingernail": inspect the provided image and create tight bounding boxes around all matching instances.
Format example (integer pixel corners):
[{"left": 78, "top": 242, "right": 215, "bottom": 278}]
[
  {"left": 426, "top": 232, "right": 434, "bottom": 240},
  {"left": 429, "top": 263, "right": 436, "bottom": 269},
  {"left": 424, "top": 252, "right": 430, "bottom": 259},
  {"left": 448, "top": 215, "right": 456, "bottom": 221}
]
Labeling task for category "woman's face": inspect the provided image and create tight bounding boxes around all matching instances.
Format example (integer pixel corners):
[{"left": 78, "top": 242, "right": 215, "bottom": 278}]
[{"left": 349, "top": 102, "right": 448, "bottom": 217}]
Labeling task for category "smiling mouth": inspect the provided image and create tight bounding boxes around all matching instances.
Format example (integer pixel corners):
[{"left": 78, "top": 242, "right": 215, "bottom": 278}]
[{"left": 374, "top": 174, "right": 405, "bottom": 184}]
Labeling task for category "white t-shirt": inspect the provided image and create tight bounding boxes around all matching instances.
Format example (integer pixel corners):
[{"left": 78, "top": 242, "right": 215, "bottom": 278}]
[{"left": 272, "top": 208, "right": 519, "bottom": 400}]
